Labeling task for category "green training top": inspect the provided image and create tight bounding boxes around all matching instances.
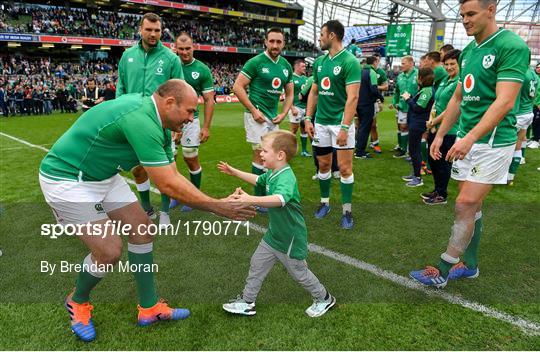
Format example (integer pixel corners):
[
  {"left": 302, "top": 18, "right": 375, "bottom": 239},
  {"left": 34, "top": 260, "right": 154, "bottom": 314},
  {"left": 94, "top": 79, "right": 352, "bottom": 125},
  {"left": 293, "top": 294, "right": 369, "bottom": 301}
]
[
  {"left": 312, "top": 49, "right": 362, "bottom": 125},
  {"left": 434, "top": 75, "right": 459, "bottom": 135},
  {"left": 256, "top": 165, "right": 308, "bottom": 260},
  {"left": 516, "top": 67, "right": 538, "bottom": 115},
  {"left": 433, "top": 65, "right": 448, "bottom": 90},
  {"left": 458, "top": 28, "right": 530, "bottom": 147},
  {"left": 375, "top": 67, "right": 388, "bottom": 86},
  {"left": 117, "top": 40, "right": 183, "bottom": 97},
  {"left": 182, "top": 58, "right": 214, "bottom": 119},
  {"left": 292, "top": 73, "right": 308, "bottom": 109},
  {"left": 40, "top": 94, "right": 173, "bottom": 182},
  {"left": 240, "top": 51, "right": 293, "bottom": 120},
  {"left": 392, "top": 67, "right": 418, "bottom": 112}
]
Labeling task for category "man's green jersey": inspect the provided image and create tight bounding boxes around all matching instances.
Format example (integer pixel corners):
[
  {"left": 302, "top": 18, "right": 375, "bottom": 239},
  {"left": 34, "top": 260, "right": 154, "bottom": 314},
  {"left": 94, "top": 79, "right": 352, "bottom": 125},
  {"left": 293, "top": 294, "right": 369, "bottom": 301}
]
[
  {"left": 392, "top": 68, "right": 418, "bottom": 112},
  {"left": 240, "top": 52, "right": 293, "bottom": 119},
  {"left": 300, "top": 76, "right": 314, "bottom": 97},
  {"left": 312, "top": 49, "right": 362, "bottom": 125},
  {"left": 458, "top": 28, "right": 530, "bottom": 147},
  {"left": 433, "top": 65, "right": 449, "bottom": 90},
  {"left": 434, "top": 75, "right": 459, "bottom": 135},
  {"left": 292, "top": 73, "right": 308, "bottom": 109},
  {"left": 117, "top": 40, "right": 183, "bottom": 97},
  {"left": 255, "top": 166, "right": 307, "bottom": 260},
  {"left": 516, "top": 67, "right": 538, "bottom": 115},
  {"left": 346, "top": 44, "right": 362, "bottom": 57},
  {"left": 375, "top": 67, "right": 388, "bottom": 86},
  {"left": 535, "top": 71, "right": 540, "bottom": 107},
  {"left": 40, "top": 94, "right": 173, "bottom": 182},
  {"left": 182, "top": 58, "right": 214, "bottom": 119}
]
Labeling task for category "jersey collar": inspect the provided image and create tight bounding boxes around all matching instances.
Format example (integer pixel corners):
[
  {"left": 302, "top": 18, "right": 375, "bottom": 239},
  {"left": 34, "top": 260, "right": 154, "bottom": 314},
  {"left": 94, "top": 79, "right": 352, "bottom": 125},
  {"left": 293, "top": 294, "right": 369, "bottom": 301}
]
[
  {"left": 264, "top": 50, "right": 280, "bottom": 64},
  {"left": 150, "top": 95, "right": 163, "bottom": 127},
  {"left": 329, "top": 48, "right": 346, "bottom": 61},
  {"left": 475, "top": 28, "right": 505, "bottom": 49},
  {"left": 182, "top": 58, "right": 196, "bottom": 66},
  {"left": 269, "top": 165, "right": 291, "bottom": 181}
]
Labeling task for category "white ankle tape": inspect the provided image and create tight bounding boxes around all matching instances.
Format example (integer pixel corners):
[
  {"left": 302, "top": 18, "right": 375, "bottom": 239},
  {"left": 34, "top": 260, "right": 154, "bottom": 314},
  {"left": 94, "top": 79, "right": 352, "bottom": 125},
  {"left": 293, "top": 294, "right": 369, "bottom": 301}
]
[
  {"left": 440, "top": 252, "right": 460, "bottom": 264},
  {"left": 84, "top": 253, "right": 108, "bottom": 278},
  {"left": 136, "top": 180, "right": 150, "bottom": 192},
  {"left": 128, "top": 242, "right": 153, "bottom": 254}
]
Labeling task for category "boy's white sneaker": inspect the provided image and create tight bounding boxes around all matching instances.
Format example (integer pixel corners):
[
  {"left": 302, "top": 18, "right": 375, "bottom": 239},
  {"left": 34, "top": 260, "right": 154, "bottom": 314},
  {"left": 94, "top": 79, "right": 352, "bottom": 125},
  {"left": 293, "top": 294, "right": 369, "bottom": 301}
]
[
  {"left": 305, "top": 293, "right": 336, "bottom": 318},
  {"left": 222, "top": 296, "right": 256, "bottom": 316}
]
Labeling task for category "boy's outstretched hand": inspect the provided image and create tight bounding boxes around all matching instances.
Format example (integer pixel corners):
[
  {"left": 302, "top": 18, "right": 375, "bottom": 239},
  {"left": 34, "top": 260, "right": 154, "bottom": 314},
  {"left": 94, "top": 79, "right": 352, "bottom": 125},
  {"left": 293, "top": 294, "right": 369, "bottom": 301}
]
[{"left": 218, "top": 161, "right": 235, "bottom": 176}]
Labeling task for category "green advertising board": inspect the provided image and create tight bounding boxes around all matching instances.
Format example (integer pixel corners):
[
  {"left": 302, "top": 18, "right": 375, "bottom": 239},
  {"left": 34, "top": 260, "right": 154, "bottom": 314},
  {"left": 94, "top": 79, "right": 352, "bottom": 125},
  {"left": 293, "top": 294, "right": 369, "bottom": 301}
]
[{"left": 386, "top": 24, "right": 412, "bottom": 56}]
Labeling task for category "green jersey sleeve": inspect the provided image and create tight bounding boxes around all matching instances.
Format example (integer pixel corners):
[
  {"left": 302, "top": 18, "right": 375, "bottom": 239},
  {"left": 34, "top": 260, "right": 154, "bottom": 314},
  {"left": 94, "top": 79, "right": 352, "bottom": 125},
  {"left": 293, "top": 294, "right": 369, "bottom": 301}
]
[
  {"left": 536, "top": 79, "right": 540, "bottom": 107},
  {"left": 116, "top": 55, "right": 126, "bottom": 98},
  {"left": 496, "top": 41, "right": 530, "bottom": 83},
  {"left": 377, "top": 69, "right": 388, "bottom": 85},
  {"left": 272, "top": 173, "right": 295, "bottom": 205},
  {"left": 240, "top": 57, "right": 257, "bottom": 80},
  {"left": 301, "top": 76, "right": 314, "bottom": 96},
  {"left": 201, "top": 65, "right": 215, "bottom": 94},
  {"left": 369, "top": 69, "right": 378, "bottom": 86},
  {"left": 345, "top": 57, "right": 361, "bottom": 85},
  {"left": 255, "top": 170, "right": 270, "bottom": 188},
  {"left": 118, "top": 113, "right": 173, "bottom": 167},
  {"left": 416, "top": 87, "right": 433, "bottom": 109}
]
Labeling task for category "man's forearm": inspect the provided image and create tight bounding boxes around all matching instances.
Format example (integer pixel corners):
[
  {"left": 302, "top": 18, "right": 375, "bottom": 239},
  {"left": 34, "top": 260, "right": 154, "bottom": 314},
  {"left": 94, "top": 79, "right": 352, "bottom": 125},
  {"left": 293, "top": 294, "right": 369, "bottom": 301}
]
[
  {"left": 234, "top": 85, "right": 256, "bottom": 113},
  {"left": 342, "top": 94, "right": 359, "bottom": 126},
  {"left": 305, "top": 85, "right": 318, "bottom": 118},
  {"left": 436, "top": 96, "right": 461, "bottom": 137},
  {"left": 203, "top": 96, "right": 214, "bottom": 129},
  {"left": 281, "top": 88, "right": 293, "bottom": 115}
]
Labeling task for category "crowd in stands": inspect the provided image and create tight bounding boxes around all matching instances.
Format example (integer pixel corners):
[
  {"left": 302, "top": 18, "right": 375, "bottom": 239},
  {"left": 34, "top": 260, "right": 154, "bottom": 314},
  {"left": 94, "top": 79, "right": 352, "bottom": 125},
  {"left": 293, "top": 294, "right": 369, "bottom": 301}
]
[
  {"left": 0, "top": 56, "right": 246, "bottom": 115},
  {"left": 1, "top": 4, "right": 319, "bottom": 52}
]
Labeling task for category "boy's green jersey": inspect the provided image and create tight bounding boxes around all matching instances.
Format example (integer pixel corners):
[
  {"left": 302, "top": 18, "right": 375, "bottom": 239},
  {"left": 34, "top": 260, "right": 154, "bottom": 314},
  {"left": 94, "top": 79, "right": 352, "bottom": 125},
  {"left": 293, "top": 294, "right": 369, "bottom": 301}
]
[{"left": 255, "top": 166, "right": 308, "bottom": 260}]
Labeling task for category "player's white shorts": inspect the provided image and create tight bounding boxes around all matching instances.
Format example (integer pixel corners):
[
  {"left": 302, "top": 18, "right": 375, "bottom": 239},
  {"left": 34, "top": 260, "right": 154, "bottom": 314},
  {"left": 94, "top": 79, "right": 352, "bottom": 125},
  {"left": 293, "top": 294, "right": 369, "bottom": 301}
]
[
  {"left": 181, "top": 120, "right": 201, "bottom": 147},
  {"left": 312, "top": 123, "right": 356, "bottom": 149},
  {"left": 244, "top": 112, "right": 279, "bottom": 145},
  {"left": 451, "top": 142, "right": 515, "bottom": 184},
  {"left": 39, "top": 174, "right": 137, "bottom": 225},
  {"left": 288, "top": 106, "right": 305, "bottom": 124},
  {"left": 516, "top": 112, "right": 534, "bottom": 130},
  {"left": 396, "top": 111, "right": 408, "bottom": 124},
  {"left": 374, "top": 102, "right": 380, "bottom": 115}
]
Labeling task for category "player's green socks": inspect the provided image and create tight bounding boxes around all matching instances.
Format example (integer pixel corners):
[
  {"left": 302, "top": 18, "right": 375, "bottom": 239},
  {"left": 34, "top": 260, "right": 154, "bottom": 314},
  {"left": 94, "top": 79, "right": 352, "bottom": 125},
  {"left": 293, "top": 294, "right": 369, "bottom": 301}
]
[
  {"left": 318, "top": 171, "right": 332, "bottom": 202},
  {"left": 397, "top": 132, "right": 402, "bottom": 149},
  {"left": 189, "top": 167, "right": 202, "bottom": 189},
  {"left": 526, "top": 125, "right": 532, "bottom": 139},
  {"left": 136, "top": 180, "right": 152, "bottom": 212},
  {"left": 421, "top": 139, "right": 429, "bottom": 168},
  {"left": 72, "top": 254, "right": 106, "bottom": 304},
  {"left": 521, "top": 146, "right": 526, "bottom": 159},
  {"left": 160, "top": 193, "right": 170, "bottom": 213},
  {"left": 340, "top": 174, "right": 354, "bottom": 212},
  {"left": 463, "top": 211, "right": 483, "bottom": 269},
  {"left": 128, "top": 242, "right": 158, "bottom": 308},
  {"left": 508, "top": 151, "right": 522, "bottom": 181},
  {"left": 400, "top": 132, "right": 409, "bottom": 152},
  {"left": 300, "top": 134, "right": 308, "bottom": 153},
  {"left": 252, "top": 163, "right": 266, "bottom": 196},
  {"left": 438, "top": 253, "right": 459, "bottom": 278}
]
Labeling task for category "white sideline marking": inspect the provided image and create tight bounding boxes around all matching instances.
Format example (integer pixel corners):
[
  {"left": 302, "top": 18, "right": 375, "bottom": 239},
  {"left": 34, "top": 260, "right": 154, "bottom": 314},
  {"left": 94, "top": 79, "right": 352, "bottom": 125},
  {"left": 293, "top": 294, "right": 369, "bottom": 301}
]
[{"left": 2, "top": 130, "right": 539, "bottom": 336}]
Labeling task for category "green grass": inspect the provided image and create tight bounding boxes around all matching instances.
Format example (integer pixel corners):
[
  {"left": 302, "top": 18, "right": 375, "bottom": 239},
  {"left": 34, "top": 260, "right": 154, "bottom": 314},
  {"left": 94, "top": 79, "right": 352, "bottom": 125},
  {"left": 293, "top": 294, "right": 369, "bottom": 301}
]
[{"left": 0, "top": 103, "right": 539, "bottom": 350}]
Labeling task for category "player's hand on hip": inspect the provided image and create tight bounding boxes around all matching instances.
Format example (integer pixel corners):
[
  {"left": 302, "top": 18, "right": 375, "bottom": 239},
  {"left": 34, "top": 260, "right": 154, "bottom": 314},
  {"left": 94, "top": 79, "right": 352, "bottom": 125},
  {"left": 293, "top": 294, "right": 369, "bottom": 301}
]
[
  {"left": 199, "top": 127, "right": 210, "bottom": 143},
  {"left": 429, "top": 135, "right": 443, "bottom": 160},
  {"left": 336, "top": 129, "right": 348, "bottom": 147},
  {"left": 291, "top": 106, "right": 298, "bottom": 116},
  {"left": 446, "top": 136, "right": 473, "bottom": 162},
  {"left": 251, "top": 109, "right": 266, "bottom": 124}
]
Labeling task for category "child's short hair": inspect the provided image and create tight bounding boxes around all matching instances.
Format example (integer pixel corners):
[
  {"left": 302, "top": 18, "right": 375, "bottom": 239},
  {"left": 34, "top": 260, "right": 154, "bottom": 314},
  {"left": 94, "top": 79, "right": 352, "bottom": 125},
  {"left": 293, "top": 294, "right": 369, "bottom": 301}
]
[
  {"left": 418, "top": 67, "right": 434, "bottom": 87},
  {"left": 262, "top": 130, "right": 297, "bottom": 162}
]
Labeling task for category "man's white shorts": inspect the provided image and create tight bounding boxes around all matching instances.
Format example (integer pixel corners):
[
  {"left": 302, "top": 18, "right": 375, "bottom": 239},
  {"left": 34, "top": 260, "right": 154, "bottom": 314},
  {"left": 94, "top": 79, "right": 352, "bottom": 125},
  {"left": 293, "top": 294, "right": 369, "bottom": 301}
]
[
  {"left": 396, "top": 110, "right": 408, "bottom": 124},
  {"left": 312, "top": 123, "right": 356, "bottom": 149},
  {"left": 288, "top": 106, "right": 305, "bottom": 124},
  {"left": 516, "top": 112, "right": 534, "bottom": 130},
  {"left": 181, "top": 120, "right": 201, "bottom": 147},
  {"left": 244, "top": 112, "right": 279, "bottom": 145},
  {"left": 374, "top": 102, "right": 380, "bottom": 116},
  {"left": 39, "top": 174, "right": 138, "bottom": 224},
  {"left": 451, "top": 143, "right": 515, "bottom": 184}
]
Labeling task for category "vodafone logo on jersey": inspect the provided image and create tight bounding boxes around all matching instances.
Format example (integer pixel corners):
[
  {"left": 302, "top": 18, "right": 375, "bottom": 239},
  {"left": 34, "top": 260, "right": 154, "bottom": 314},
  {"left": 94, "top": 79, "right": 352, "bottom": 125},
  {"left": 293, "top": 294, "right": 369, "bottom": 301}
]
[
  {"left": 463, "top": 73, "right": 475, "bottom": 93},
  {"left": 321, "top": 77, "right": 331, "bottom": 90},
  {"left": 272, "top": 77, "right": 281, "bottom": 89}
]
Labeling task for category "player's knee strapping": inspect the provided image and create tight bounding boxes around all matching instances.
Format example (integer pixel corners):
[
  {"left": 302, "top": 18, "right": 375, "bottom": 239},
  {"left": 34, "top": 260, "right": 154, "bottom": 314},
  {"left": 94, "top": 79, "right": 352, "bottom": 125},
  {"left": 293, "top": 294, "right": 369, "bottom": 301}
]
[{"left": 182, "top": 146, "right": 198, "bottom": 158}]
